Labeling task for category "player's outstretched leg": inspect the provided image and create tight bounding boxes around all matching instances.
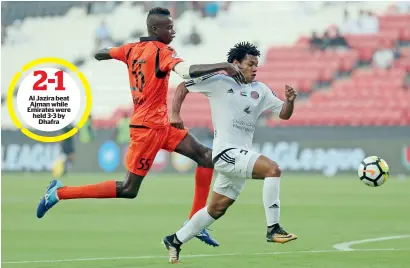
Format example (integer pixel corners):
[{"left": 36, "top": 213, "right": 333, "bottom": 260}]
[
  {"left": 163, "top": 192, "right": 235, "bottom": 263},
  {"left": 36, "top": 171, "right": 144, "bottom": 218},
  {"left": 174, "top": 132, "right": 219, "bottom": 247},
  {"left": 252, "top": 155, "right": 297, "bottom": 244}
]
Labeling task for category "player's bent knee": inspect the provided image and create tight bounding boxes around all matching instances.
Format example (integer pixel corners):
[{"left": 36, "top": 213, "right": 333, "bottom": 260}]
[
  {"left": 207, "top": 202, "right": 229, "bottom": 219},
  {"left": 208, "top": 207, "right": 227, "bottom": 220},
  {"left": 118, "top": 172, "right": 144, "bottom": 199},
  {"left": 265, "top": 164, "right": 281, "bottom": 178},
  {"left": 117, "top": 183, "right": 139, "bottom": 199},
  {"left": 118, "top": 187, "right": 138, "bottom": 199}
]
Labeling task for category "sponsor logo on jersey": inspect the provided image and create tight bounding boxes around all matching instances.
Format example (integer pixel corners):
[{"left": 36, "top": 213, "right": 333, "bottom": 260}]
[
  {"left": 251, "top": 91, "right": 259, "bottom": 99},
  {"left": 227, "top": 88, "right": 234, "bottom": 94}
]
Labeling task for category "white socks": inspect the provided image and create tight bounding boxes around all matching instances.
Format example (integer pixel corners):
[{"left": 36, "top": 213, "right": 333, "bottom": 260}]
[
  {"left": 263, "top": 177, "right": 281, "bottom": 226},
  {"left": 175, "top": 178, "right": 281, "bottom": 243},
  {"left": 176, "top": 206, "right": 216, "bottom": 243}
]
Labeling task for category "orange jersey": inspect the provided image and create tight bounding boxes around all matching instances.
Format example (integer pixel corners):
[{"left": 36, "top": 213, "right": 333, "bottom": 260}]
[{"left": 109, "top": 37, "right": 183, "bottom": 128}]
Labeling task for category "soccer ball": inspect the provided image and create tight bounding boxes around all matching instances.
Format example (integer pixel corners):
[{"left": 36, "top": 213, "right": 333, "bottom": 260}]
[{"left": 358, "top": 156, "right": 390, "bottom": 187}]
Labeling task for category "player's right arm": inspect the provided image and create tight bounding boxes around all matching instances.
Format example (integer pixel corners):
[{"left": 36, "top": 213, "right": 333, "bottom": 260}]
[
  {"left": 176, "top": 62, "right": 245, "bottom": 83},
  {"left": 158, "top": 47, "right": 245, "bottom": 83},
  {"left": 174, "top": 62, "right": 246, "bottom": 84},
  {"left": 94, "top": 48, "right": 112, "bottom": 61},
  {"left": 170, "top": 74, "right": 221, "bottom": 129},
  {"left": 94, "top": 43, "right": 134, "bottom": 62}
]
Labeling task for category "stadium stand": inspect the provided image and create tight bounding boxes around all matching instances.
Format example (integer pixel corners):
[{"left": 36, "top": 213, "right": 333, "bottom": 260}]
[{"left": 1, "top": 1, "right": 409, "bottom": 129}]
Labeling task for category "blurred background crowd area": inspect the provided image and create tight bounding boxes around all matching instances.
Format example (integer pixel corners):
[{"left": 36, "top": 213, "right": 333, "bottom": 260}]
[{"left": 1, "top": 1, "right": 410, "bottom": 130}]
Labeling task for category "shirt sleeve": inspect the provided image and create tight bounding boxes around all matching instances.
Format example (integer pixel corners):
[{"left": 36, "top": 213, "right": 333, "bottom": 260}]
[
  {"left": 109, "top": 43, "right": 134, "bottom": 63},
  {"left": 260, "top": 83, "right": 284, "bottom": 117},
  {"left": 159, "top": 47, "right": 184, "bottom": 72},
  {"left": 185, "top": 73, "right": 222, "bottom": 97}
]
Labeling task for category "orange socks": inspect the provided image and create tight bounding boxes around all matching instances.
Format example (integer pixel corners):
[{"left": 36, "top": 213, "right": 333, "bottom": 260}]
[
  {"left": 188, "top": 167, "right": 214, "bottom": 219},
  {"left": 55, "top": 168, "right": 212, "bottom": 212},
  {"left": 57, "top": 180, "right": 117, "bottom": 200}
]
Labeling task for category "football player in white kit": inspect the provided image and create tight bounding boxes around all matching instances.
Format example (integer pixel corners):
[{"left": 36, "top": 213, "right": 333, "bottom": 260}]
[{"left": 163, "top": 42, "right": 297, "bottom": 263}]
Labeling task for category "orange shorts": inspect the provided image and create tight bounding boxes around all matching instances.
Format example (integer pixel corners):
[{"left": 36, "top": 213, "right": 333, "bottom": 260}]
[{"left": 125, "top": 124, "right": 188, "bottom": 176}]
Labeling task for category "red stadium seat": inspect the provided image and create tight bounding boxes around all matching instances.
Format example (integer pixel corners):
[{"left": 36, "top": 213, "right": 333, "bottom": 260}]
[
  {"left": 296, "top": 36, "right": 310, "bottom": 46},
  {"left": 379, "top": 14, "right": 410, "bottom": 31},
  {"left": 340, "top": 57, "right": 356, "bottom": 72},
  {"left": 400, "top": 28, "right": 410, "bottom": 42},
  {"left": 358, "top": 47, "right": 376, "bottom": 62},
  {"left": 345, "top": 35, "right": 379, "bottom": 49},
  {"left": 298, "top": 79, "right": 314, "bottom": 92}
]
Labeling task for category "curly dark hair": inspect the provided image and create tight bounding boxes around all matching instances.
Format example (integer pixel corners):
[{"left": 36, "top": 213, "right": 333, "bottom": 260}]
[
  {"left": 227, "top": 42, "right": 261, "bottom": 63},
  {"left": 148, "top": 7, "right": 170, "bottom": 17}
]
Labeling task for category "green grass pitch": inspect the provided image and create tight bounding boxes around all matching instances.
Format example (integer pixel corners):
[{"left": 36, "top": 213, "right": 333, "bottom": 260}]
[{"left": 2, "top": 172, "right": 410, "bottom": 268}]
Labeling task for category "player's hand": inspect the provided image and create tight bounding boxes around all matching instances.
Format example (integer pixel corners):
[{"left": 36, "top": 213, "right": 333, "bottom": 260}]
[
  {"left": 224, "top": 63, "right": 246, "bottom": 84},
  {"left": 170, "top": 114, "right": 185, "bottom": 130},
  {"left": 285, "top": 85, "right": 297, "bottom": 102}
]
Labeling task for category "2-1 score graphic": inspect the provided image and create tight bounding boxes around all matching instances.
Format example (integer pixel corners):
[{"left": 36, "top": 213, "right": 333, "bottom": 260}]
[
  {"left": 32, "top": 70, "right": 66, "bottom": 91},
  {"left": 17, "top": 67, "right": 81, "bottom": 132},
  {"left": 7, "top": 57, "right": 92, "bottom": 142}
]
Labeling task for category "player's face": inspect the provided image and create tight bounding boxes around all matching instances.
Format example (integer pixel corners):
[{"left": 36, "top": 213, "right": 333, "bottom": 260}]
[
  {"left": 154, "top": 16, "right": 176, "bottom": 44},
  {"left": 236, "top": 54, "right": 258, "bottom": 83}
]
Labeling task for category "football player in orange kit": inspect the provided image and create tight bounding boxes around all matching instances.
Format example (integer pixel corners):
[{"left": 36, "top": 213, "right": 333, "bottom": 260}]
[{"left": 36, "top": 7, "right": 245, "bottom": 247}]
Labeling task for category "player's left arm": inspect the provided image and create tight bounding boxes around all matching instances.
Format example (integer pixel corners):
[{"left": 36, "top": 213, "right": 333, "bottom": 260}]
[
  {"left": 279, "top": 85, "right": 297, "bottom": 120},
  {"left": 261, "top": 84, "right": 297, "bottom": 120},
  {"left": 170, "top": 82, "right": 190, "bottom": 129}
]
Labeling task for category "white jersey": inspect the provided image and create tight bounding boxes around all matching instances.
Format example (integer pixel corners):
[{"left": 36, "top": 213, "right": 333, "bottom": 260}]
[{"left": 186, "top": 73, "right": 284, "bottom": 160}]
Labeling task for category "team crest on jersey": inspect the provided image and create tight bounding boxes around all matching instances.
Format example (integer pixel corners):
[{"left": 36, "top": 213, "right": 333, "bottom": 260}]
[{"left": 251, "top": 91, "right": 259, "bottom": 99}]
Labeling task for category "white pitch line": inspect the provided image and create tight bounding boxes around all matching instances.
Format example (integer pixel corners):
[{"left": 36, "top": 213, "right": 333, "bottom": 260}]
[
  {"left": 2, "top": 248, "right": 409, "bottom": 265},
  {"left": 333, "top": 235, "right": 410, "bottom": 251}
]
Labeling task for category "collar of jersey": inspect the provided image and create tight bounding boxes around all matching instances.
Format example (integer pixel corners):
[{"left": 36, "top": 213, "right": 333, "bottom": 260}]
[{"left": 139, "top": 36, "right": 164, "bottom": 43}]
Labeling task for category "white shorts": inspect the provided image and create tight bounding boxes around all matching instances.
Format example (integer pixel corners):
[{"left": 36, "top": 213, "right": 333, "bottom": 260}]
[{"left": 212, "top": 148, "right": 261, "bottom": 200}]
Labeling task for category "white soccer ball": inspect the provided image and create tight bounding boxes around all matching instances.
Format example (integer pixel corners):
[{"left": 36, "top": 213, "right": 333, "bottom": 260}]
[{"left": 358, "top": 156, "right": 390, "bottom": 187}]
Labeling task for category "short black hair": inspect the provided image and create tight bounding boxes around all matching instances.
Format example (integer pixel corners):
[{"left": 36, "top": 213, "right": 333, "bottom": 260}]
[
  {"left": 148, "top": 7, "right": 171, "bottom": 17},
  {"left": 227, "top": 42, "right": 260, "bottom": 63}
]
